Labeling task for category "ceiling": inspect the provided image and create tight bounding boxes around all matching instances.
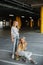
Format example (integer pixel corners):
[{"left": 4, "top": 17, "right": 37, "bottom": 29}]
[
  {"left": 16, "top": 0, "right": 43, "bottom": 4},
  {"left": 0, "top": 0, "right": 43, "bottom": 19}
]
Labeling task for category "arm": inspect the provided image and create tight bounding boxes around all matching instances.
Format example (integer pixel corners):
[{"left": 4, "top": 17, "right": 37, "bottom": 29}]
[
  {"left": 11, "top": 27, "right": 14, "bottom": 43},
  {"left": 23, "top": 42, "right": 27, "bottom": 50},
  {"left": 11, "top": 34, "right": 14, "bottom": 43}
]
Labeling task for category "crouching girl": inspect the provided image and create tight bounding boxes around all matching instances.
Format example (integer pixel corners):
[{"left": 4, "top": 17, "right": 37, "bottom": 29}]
[{"left": 16, "top": 37, "right": 37, "bottom": 64}]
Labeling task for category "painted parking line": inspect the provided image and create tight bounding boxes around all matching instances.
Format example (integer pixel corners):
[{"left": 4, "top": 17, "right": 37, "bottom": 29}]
[
  {"left": 33, "top": 54, "right": 43, "bottom": 57},
  {"left": 0, "top": 49, "right": 43, "bottom": 57},
  {"left": 0, "top": 49, "right": 11, "bottom": 53},
  {"left": 0, "top": 59, "right": 25, "bottom": 65}
]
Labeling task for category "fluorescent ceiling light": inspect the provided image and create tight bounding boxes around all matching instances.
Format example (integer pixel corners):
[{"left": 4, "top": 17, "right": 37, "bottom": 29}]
[
  {"left": 9, "top": 14, "right": 14, "bottom": 16},
  {"left": 21, "top": 16, "right": 25, "bottom": 18},
  {"left": 3, "top": 20, "right": 6, "bottom": 21},
  {"left": 29, "top": 17, "right": 32, "bottom": 19}
]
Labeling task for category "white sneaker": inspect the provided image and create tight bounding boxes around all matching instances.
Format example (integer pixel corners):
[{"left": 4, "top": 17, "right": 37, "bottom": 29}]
[{"left": 12, "top": 54, "right": 14, "bottom": 59}]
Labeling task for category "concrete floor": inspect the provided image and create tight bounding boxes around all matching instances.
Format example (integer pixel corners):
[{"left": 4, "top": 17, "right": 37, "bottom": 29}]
[{"left": 0, "top": 29, "right": 43, "bottom": 65}]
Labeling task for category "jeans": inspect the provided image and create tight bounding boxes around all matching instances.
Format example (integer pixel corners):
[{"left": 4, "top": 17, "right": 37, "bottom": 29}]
[
  {"left": 18, "top": 50, "right": 32, "bottom": 60},
  {"left": 12, "top": 36, "right": 19, "bottom": 56}
]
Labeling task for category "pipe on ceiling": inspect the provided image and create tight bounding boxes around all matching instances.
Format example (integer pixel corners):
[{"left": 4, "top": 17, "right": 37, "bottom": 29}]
[
  {"left": 0, "top": 3, "right": 34, "bottom": 14},
  {"left": 31, "top": 4, "right": 43, "bottom": 7}
]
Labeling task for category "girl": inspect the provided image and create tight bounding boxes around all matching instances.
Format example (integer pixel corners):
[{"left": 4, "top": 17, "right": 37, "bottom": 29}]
[
  {"left": 16, "top": 37, "right": 37, "bottom": 64},
  {"left": 11, "top": 20, "right": 19, "bottom": 59}
]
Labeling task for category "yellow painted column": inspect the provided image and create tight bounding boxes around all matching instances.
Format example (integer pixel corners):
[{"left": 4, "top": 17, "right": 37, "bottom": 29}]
[
  {"left": 40, "top": 6, "right": 43, "bottom": 33},
  {"left": 30, "top": 20, "right": 32, "bottom": 28},
  {"left": 30, "top": 19, "right": 34, "bottom": 28},
  {"left": 16, "top": 16, "right": 22, "bottom": 29}
]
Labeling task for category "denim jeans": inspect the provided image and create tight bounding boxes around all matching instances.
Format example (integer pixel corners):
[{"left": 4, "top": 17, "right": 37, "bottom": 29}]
[{"left": 12, "top": 36, "right": 19, "bottom": 56}]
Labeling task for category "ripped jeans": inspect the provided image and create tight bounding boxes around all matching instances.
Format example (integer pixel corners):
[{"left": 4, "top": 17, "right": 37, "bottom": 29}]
[
  {"left": 17, "top": 50, "right": 32, "bottom": 60},
  {"left": 12, "top": 36, "right": 19, "bottom": 55}
]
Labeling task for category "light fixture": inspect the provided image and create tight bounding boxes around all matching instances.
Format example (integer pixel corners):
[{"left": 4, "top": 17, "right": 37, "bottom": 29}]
[
  {"left": 21, "top": 16, "right": 25, "bottom": 18},
  {"left": 9, "top": 14, "right": 14, "bottom": 16},
  {"left": 29, "top": 17, "right": 32, "bottom": 19},
  {"left": 3, "top": 20, "right": 6, "bottom": 22}
]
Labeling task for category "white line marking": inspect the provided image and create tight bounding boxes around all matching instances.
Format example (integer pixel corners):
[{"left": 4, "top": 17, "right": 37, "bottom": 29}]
[
  {"left": 0, "top": 59, "right": 25, "bottom": 65},
  {"left": 33, "top": 53, "right": 43, "bottom": 56},
  {"left": 0, "top": 49, "right": 43, "bottom": 57},
  {"left": 0, "top": 49, "right": 11, "bottom": 53}
]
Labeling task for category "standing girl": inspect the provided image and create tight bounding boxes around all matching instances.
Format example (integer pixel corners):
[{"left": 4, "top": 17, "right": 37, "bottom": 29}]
[{"left": 11, "top": 20, "right": 19, "bottom": 59}]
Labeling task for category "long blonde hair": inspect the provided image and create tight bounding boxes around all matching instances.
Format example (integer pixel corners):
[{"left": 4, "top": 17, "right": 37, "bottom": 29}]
[{"left": 13, "top": 21, "right": 19, "bottom": 29}]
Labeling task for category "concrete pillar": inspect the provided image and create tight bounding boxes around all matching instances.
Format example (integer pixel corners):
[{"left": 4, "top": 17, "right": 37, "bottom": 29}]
[
  {"left": 16, "top": 16, "right": 22, "bottom": 29},
  {"left": 38, "top": 18, "right": 40, "bottom": 28},
  {"left": 5, "top": 20, "right": 6, "bottom": 27},
  {"left": 30, "top": 19, "right": 34, "bottom": 28},
  {"left": 40, "top": 6, "right": 43, "bottom": 33},
  {"left": 38, "top": 19, "right": 40, "bottom": 27},
  {"left": 9, "top": 19, "right": 12, "bottom": 28}
]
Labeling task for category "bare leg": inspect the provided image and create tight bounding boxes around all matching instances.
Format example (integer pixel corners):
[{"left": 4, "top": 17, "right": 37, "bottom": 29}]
[{"left": 25, "top": 52, "right": 37, "bottom": 64}]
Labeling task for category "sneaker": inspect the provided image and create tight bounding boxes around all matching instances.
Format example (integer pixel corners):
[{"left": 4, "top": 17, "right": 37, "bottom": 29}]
[
  {"left": 16, "top": 57, "right": 20, "bottom": 60},
  {"left": 22, "top": 58, "right": 26, "bottom": 62},
  {"left": 30, "top": 60, "right": 37, "bottom": 64},
  {"left": 12, "top": 54, "right": 14, "bottom": 59}
]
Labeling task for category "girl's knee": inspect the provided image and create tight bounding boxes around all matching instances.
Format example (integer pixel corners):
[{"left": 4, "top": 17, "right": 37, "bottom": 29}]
[{"left": 30, "top": 52, "right": 32, "bottom": 56}]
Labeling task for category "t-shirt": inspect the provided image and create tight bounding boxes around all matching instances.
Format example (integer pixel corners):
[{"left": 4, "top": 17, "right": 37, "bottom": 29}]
[{"left": 11, "top": 26, "right": 19, "bottom": 38}]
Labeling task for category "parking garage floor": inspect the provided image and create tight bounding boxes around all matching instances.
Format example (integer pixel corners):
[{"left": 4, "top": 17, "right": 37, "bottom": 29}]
[{"left": 0, "top": 29, "right": 43, "bottom": 65}]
